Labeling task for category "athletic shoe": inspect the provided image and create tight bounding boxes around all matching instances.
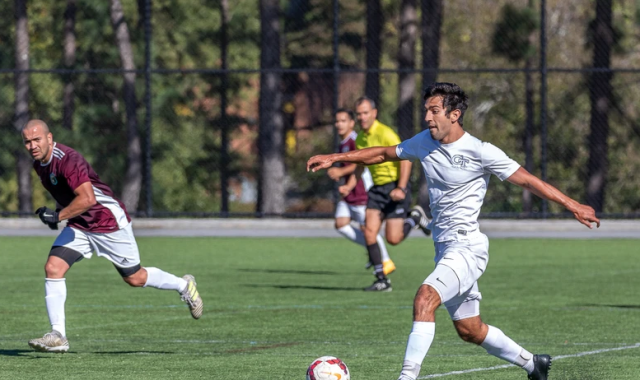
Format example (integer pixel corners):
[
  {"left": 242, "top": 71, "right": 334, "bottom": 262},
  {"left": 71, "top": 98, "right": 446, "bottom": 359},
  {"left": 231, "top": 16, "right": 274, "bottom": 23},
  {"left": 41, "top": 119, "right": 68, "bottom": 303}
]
[
  {"left": 382, "top": 260, "right": 396, "bottom": 275},
  {"left": 397, "top": 376, "right": 415, "bottom": 380},
  {"left": 180, "top": 274, "right": 203, "bottom": 319},
  {"left": 28, "top": 330, "right": 69, "bottom": 353},
  {"left": 363, "top": 278, "right": 392, "bottom": 292},
  {"left": 410, "top": 205, "right": 431, "bottom": 236},
  {"left": 527, "top": 354, "right": 552, "bottom": 380}
]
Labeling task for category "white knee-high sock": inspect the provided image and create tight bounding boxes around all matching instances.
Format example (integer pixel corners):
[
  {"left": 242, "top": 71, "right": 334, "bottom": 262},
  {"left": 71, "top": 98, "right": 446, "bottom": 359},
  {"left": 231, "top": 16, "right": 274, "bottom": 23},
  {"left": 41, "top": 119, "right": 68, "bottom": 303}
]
[
  {"left": 337, "top": 225, "right": 366, "bottom": 246},
  {"left": 143, "top": 267, "right": 188, "bottom": 292},
  {"left": 45, "top": 278, "right": 67, "bottom": 337},
  {"left": 481, "top": 325, "right": 534, "bottom": 373},
  {"left": 401, "top": 322, "right": 436, "bottom": 379},
  {"left": 376, "top": 234, "right": 390, "bottom": 262}
]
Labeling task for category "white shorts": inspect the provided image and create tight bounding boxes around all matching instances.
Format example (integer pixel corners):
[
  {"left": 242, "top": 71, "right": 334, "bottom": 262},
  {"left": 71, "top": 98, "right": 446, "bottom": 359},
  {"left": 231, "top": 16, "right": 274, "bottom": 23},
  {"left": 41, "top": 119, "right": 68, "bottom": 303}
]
[
  {"left": 423, "top": 231, "right": 489, "bottom": 321},
  {"left": 52, "top": 223, "right": 141, "bottom": 269},
  {"left": 335, "top": 200, "right": 366, "bottom": 225}
]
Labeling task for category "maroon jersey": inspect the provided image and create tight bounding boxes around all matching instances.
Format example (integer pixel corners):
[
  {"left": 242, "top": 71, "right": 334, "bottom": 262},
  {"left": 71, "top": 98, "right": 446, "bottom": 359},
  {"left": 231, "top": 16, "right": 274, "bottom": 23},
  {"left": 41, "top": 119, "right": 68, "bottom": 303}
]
[
  {"left": 33, "top": 142, "right": 131, "bottom": 233},
  {"left": 339, "top": 131, "right": 368, "bottom": 205}
]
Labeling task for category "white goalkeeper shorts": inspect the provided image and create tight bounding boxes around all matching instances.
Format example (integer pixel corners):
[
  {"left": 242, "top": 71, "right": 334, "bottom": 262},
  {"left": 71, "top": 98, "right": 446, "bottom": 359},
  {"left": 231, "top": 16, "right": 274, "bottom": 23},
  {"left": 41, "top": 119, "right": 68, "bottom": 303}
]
[
  {"left": 335, "top": 200, "right": 366, "bottom": 225},
  {"left": 423, "top": 231, "right": 489, "bottom": 321},
  {"left": 52, "top": 223, "right": 141, "bottom": 269}
]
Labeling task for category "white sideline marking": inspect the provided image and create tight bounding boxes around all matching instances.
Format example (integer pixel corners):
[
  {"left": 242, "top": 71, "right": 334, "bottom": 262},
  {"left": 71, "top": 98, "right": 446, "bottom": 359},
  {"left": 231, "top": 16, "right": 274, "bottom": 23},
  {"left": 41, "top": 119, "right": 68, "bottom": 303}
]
[{"left": 419, "top": 343, "right": 640, "bottom": 379}]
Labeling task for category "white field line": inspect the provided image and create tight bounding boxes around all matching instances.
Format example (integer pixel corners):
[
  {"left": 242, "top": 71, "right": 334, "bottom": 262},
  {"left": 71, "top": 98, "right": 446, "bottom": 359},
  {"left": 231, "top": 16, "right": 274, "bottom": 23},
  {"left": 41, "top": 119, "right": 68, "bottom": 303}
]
[{"left": 419, "top": 343, "right": 640, "bottom": 379}]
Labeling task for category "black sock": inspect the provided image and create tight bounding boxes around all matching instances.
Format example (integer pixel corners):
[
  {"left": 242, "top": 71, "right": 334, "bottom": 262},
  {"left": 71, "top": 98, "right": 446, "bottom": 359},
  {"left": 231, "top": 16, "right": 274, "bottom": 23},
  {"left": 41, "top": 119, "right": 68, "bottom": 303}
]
[
  {"left": 367, "top": 243, "right": 385, "bottom": 280},
  {"left": 402, "top": 219, "right": 414, "bottom": 239}
]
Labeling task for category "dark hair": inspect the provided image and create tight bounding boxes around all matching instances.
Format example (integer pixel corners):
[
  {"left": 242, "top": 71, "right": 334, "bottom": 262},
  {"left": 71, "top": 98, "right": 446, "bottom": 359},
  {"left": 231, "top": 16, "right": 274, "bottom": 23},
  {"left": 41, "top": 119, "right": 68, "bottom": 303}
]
[
  {"left": 335, "top": 108, "right": 355, "bottom": 121},
  {"left": 355, "top": 96, "right": 376, "bottom": 110},
  {"left": 423, "top": 82, "right": 469, "bottom": 127}
]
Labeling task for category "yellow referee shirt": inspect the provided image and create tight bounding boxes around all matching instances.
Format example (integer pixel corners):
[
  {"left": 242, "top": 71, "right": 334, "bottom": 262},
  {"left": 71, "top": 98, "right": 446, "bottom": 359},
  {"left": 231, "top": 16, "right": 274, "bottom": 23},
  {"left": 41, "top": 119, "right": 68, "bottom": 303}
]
[{"left": 356, "top": 120, "right": 402, "bottom": 186}]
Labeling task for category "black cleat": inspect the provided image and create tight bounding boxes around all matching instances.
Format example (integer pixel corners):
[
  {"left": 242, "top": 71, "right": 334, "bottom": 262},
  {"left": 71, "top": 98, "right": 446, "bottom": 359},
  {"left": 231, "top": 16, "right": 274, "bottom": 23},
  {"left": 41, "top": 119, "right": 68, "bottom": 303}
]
[
  {"left": 363, "top": 278, "right": 392, "bottom": 292},
  {"left": 409, "top": 205, "right": 431, "bottom": 236},
  {"left": 527, "top": 354, "right": 552, "bottom": 380}
]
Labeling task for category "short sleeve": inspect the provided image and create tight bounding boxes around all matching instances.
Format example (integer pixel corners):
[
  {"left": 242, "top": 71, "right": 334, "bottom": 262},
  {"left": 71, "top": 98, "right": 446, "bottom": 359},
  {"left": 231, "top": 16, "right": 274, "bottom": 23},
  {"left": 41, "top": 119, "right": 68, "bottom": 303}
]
[
  {"left": 61, "top": 151, "right": 92, "bottom": 191},
  {"left": 481, "top": 143, "right": 520, "bottom": 181},
  {"left": 396, "top": 130, "right": 428, "bottom": 161}
]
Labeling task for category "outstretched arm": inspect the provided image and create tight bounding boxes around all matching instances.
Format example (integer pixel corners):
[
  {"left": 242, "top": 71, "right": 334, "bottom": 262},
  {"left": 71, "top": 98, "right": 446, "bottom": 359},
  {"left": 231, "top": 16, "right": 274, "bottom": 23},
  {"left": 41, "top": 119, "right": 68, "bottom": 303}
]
[
  {"left": 307, "top": 146, "right": 400, "bottom": 172},
  {"left": 506, "top": 167, "right": 600, "bottom": 228}
]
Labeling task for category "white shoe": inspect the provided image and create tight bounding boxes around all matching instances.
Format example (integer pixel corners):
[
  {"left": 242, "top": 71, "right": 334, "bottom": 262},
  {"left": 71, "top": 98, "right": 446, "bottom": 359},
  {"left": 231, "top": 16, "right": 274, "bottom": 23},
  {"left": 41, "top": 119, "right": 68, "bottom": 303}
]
[
  {"left": 410, "top": 205, "right": 431, "bottom": 236},
  {"left": 180, "top": 275, "right": 203, "bottom": 319},
  {"left": 28, "top": 330, "right": 69, "bottom": 353}
]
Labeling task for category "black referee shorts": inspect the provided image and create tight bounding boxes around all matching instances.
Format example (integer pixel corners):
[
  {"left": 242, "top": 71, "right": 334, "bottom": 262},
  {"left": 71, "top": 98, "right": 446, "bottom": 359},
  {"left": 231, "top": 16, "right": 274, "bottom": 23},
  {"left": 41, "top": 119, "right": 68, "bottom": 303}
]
[{"left": 366, "top": 181, "right": 411, "bottom": 219}]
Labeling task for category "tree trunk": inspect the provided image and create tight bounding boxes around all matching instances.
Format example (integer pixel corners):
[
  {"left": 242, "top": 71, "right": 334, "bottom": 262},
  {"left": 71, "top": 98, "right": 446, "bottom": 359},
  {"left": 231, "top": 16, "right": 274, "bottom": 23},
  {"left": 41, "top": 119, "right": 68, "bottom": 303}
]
[
  {"left": 14, "top": 0, "right": 32, "bottom": 215},
  {"left": 418, "top": 0, "right": 443, "bottom": 213},
  {"left": 365, "top": 0, "right": 382, "bottom": 106},
  {"left": 219, "top": 0, "right": 230, "bottom": 215},
  {"left": 62, "top": 0, "right": 76, "bottom": 130},
  {"left": 397, "top": 0, "right": 417, "bottom": 142},
  {"left": 586, "top": 0, "right": 613, "bottom": 212},
  {"left": 110, "top": 0, "right": 142, "bottom": 213},
  {"left": 257, "top": 0, "right": 285, "bottom": 215}
]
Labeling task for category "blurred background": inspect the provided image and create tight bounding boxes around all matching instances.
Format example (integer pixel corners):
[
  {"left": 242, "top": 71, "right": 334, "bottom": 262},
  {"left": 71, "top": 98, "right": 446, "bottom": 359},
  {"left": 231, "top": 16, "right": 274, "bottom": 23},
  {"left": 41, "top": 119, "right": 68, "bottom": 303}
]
[{"left": 1, "top": 0, "right": 639, "bottom": 219}]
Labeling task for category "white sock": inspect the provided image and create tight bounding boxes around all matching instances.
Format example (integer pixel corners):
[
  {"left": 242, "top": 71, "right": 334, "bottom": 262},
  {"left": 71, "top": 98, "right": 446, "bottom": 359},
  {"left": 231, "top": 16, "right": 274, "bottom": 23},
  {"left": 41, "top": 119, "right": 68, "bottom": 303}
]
[
  {"left": 45, "top": 278, "right": 67, "bottom": 337},
  {"left": 376, "top": 234, "right": 390, "bottom": 262},
  {"left": 481, "top": 325, "right": 534, "bottom": 373},
  {"left": 401, "top": 322, "right": 435, "bottom": 379},
  {"left": 143, "top": 267, "right": 188, "bottom": 292},
  {"left": 337, "top": 225, "right": 366, "bottom": 246}
]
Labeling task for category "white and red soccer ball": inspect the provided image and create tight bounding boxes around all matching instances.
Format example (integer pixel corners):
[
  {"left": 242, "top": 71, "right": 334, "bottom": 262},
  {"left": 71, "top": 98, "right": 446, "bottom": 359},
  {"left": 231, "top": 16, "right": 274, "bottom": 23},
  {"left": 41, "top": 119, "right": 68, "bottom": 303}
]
[{"left": 306, "top": 356, "right": 350, "bottom": 380}]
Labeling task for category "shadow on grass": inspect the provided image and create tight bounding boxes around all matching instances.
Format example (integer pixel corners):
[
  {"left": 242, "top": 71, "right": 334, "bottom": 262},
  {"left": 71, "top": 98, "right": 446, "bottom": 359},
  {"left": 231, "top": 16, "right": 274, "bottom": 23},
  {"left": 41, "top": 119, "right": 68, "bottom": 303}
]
[
  {"left": 0, "top": 349, "right": 34, "bottom": 357},
  {"left": 580, "top": 303, "right": 640, "bottom": 309},
  {"left": 238, "top": 268, "right": 340, "bottom": 275},
  {"left": 243, "top": 284, "right": 363, "bottom": 291},
  {"left": 90, "top": 351, "right": 175, "bottom": 355}
]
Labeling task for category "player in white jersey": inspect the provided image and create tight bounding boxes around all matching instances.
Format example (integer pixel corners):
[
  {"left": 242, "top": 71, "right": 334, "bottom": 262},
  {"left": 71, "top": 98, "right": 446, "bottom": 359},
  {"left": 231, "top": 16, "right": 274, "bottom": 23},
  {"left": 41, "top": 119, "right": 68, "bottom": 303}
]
[{"left": 307, "top": 82, "right": 600, "bottom": 380}]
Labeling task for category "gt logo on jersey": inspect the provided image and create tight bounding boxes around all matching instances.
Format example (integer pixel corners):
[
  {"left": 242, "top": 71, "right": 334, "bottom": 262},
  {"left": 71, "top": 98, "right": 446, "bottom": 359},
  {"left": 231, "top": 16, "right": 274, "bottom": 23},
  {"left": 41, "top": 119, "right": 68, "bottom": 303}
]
[
  {"left": 49, "top": 173, "right": 58, "bottom": 185},
  {"left": 452, "top": 155, "right": 470, "bottom": 168}
]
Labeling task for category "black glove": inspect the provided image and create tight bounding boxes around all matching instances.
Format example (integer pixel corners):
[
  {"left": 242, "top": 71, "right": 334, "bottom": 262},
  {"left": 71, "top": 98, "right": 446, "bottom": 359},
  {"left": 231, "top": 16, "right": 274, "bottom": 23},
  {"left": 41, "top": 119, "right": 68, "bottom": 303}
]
[{"left": 35, "top": 207, "right": 60, "bottom": 230}]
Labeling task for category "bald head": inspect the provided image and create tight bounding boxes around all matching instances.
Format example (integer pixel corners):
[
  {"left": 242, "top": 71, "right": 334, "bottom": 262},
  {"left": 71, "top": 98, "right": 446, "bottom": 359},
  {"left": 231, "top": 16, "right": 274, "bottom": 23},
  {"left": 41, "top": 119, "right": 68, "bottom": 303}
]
[
  {"left": 22, "top": 119, "right": 50, "bottom": 135},
  {"left": 22, "top": 119, "right": 54, "bottom": 163}
]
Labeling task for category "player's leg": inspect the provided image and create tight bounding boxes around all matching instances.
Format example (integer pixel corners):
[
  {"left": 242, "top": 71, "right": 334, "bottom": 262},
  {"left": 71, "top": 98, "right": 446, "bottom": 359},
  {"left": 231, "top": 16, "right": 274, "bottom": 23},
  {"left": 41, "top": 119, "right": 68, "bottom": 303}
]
[
  {"left": 29, "top": 227, "right": 88, "bottom": 353},
  {"left": 334, "top": 200, "right": 365, "bottom": 246},
  {"left": 385, "top": 187, "right": 423, "bottom": 245},
  {"left": 362, "top": 208, "right": 391, "bottom": 291},
  {"left": 450, "top": 308, "right": 551, "bottom": 379},
  {"left": 397, "top": 263, "right": 456, "bottom": 380},
  {"left": 351, "top": 203, "right": 393, "bottom": 274},
  {"left": 92, "top": 224, "right": 203, "bottom": 319}
]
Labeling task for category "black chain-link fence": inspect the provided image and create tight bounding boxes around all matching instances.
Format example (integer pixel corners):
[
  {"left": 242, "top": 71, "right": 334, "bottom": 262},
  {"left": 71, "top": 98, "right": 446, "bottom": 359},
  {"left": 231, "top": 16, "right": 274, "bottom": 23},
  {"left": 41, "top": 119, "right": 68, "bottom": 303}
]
[{"left": 1, "top": 0, "right": 639, "bottom": 218}]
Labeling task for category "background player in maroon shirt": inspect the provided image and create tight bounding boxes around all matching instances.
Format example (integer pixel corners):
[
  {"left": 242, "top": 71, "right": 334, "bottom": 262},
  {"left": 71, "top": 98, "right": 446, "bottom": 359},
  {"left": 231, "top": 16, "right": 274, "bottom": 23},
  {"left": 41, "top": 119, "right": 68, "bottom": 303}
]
[
  {"left": 22, "top": 119, "right": 203, "bottom": 353},
  {"left": 327, "top": 109, "right": 395, "bottom": 275}
]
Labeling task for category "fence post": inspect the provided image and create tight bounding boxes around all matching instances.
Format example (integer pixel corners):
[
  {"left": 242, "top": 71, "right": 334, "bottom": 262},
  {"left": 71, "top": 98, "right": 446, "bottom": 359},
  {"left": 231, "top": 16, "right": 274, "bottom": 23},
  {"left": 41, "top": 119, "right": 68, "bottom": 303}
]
[
  {"left": 332, "top": 0, "right": 340, "bottom": 205},
  {"left": 144, "top": 0, "right": 153, "bottom": 217},
  {"left": 539, "top": 0, "right": 548, "bottom": 217}
]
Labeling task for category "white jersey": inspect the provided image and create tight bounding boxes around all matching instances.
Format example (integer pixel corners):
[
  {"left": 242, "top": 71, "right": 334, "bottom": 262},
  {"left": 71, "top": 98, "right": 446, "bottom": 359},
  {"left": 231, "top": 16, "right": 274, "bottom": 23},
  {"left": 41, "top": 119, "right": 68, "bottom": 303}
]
[{"left": 396, "top": 131, "right": 520, "bottom": 242}]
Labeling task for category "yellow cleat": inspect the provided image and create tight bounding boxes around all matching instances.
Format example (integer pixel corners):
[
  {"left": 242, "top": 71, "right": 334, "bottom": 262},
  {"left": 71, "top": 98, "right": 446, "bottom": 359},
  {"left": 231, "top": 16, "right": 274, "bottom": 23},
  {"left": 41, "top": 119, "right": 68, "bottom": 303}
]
[
  {"left": 382, "top": 260, "right": 396, "bottom": 275},
  {"left": 180, "top": 275, "right": 203, "bottom": 319}
]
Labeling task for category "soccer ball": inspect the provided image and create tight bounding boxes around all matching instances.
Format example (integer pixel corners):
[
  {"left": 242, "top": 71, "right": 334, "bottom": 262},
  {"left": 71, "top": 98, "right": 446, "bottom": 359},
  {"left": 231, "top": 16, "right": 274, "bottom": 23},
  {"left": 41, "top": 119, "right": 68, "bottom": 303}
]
[{"left": 306, "top": 356, "right": 350, "bottom": 380}]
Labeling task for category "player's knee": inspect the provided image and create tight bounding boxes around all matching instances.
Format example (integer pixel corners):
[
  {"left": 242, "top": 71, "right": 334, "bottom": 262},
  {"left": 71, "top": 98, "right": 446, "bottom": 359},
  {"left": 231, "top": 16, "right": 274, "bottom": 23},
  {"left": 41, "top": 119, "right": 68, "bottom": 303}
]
[
  {"left": 119, "top": 265, "right": 145, "bottom": 287},
  {"left": 334, "top": 220, "right": 347, "bottom": 229},
  {"left": 413, "top": 285, "right": 441, "bottom": 320},
  {"left": 363, "top": 226, "right": 377, "bottom": 242},
  {"left": 122, "top": 274, "right": 145, "bottom": 287},
  {"left": 455, "top": 324, "right": 485, "bottom": 345},
  {"left": 44, "top": 261, "right": 66, "bottom": 278},
  {"left": 386, "top": 235, "right": 402, "bottom": 246}
]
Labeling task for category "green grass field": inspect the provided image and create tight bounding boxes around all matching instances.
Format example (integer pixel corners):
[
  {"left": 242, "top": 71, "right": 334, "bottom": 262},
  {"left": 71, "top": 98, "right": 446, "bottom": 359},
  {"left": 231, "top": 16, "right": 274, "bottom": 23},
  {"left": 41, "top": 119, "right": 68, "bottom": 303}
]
[{"left": 0, "top": 236, "right": 639, "bottom": 380}]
